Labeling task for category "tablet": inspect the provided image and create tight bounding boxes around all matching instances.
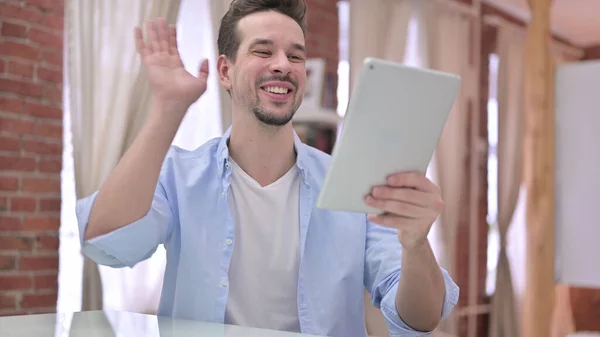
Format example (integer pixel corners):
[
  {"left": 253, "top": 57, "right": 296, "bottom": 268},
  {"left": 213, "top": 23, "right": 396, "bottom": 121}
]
[{"left": 316, "top": 57, "right": 461, "bottom": 214}]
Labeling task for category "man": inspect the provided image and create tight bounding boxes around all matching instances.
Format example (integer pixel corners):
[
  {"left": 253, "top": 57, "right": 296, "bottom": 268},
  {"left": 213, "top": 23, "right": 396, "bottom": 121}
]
[{"left": 76, "top": 0, "right": 459, "bottom": 336}]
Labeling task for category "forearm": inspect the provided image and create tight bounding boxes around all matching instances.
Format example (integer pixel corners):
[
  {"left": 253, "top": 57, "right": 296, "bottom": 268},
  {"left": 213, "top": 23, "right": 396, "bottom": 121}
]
[
  {"left": 84, "top": 99, "right": 187, "bottom": 240},
  {"left": 395, "top": 240, "right": 445, "bottom": 332}
]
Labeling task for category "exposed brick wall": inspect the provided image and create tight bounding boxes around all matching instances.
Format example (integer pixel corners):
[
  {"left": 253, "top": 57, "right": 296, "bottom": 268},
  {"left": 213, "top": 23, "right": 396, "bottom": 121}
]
[
  {"left": 570, "top": 287, "right": 600, "bottom": 331},
  {"left": 0, "top": 0, "right": 63, "bottom": 316},
  {"left": 298, "top": 0, "right": 338, "bottom": 153},
  {"left": 583, "top": 45, "right": 600, "bottom": 60},
  {"left": 305, "top": 0, "right": 338, "bottom": 110}
]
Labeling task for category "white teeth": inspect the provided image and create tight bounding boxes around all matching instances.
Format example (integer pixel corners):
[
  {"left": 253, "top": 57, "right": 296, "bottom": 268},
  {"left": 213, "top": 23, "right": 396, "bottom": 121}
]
[{"left": 263, "top": 86, "right": 289, "bottom": 94}]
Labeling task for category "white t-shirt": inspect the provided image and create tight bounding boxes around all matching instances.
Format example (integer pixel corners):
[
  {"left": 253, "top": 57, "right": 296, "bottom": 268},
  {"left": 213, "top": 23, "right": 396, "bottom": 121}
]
[{"left": 224, "top": 158, "right": 302, "bottom": 333}]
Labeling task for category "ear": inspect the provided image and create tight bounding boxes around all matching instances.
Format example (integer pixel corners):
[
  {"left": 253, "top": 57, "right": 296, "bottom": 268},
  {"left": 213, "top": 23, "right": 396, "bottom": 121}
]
[{"left": 217, "top": 55, "right": 233, "bottom": 91}]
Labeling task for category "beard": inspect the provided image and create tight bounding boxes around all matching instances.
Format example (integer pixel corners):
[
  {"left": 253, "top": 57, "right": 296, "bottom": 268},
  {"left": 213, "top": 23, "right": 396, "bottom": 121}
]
[
  {"left": 231, "top": 74, "right": 303, "bottom": 127},
  {"left": 251, "top": 97, "right": 302, "bottom": 126},
  {"left": 249, "top": 74, "right": 303, "bottom": 126}
]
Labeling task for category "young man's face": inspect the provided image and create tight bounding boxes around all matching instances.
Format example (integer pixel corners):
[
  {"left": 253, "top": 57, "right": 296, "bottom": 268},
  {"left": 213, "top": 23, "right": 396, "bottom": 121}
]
[{"left": 224, "top": 10, "right": 307, "bottom": 126}]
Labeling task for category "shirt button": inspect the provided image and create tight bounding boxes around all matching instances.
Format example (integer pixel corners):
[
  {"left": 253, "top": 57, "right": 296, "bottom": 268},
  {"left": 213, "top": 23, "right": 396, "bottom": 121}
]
[
  {"left": 220, "top": 279, "right": 228, "bottom": 287},
  {"left": 226, "top": 239, "right": 233, "bottom": 245}
]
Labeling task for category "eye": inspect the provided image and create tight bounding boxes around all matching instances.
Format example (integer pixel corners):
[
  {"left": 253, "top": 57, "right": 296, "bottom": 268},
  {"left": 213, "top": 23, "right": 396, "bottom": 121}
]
[
  {"left": 289, "top": 54, "right": 305, "bottom": 62},
  {"left": 254, "top": 50, "right": 271, "bottom": 56}
]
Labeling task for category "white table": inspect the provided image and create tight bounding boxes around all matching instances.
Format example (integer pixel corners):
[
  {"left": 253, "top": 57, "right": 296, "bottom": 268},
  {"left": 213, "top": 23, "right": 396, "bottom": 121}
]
[{"left": 0, "top": 310, "right": 318, "bottom": 337}]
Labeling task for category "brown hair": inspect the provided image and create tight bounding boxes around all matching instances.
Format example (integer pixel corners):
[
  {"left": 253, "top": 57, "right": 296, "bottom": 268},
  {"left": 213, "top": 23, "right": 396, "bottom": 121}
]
[{"left": 217, "top": 0, "right": 307, "bottom": 62}]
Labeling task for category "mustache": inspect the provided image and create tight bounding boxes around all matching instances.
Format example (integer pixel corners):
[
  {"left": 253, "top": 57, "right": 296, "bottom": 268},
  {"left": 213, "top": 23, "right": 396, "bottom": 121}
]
[{"left": 256, "top": 76, "right": 297, "bottom": 90}]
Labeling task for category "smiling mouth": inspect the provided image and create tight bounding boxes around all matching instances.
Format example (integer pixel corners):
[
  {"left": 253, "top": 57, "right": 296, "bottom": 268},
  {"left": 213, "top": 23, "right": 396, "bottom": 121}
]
[{"left": 261, "top": 86, "right": 293, "bottom": 95}]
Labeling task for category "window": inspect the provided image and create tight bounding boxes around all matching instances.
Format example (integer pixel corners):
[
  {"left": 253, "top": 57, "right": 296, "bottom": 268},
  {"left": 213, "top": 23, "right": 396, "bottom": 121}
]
[
  {"left": 58, "top": 0, "right": 222, "bottom": 313},
  {"left": 486, "top": 53, "right": 499, "bottom": 295},
  {"left": 58, "top": 83, "right": 82, "bottom": 313},
  {"left": 336, "top": 0, "right": 349, "bottom": 117}
]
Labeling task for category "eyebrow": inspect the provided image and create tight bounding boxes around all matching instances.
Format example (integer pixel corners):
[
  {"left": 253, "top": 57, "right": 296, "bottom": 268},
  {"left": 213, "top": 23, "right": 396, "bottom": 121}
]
[{"left": 248, "top": 38, "right": 306, "bottom": 55}]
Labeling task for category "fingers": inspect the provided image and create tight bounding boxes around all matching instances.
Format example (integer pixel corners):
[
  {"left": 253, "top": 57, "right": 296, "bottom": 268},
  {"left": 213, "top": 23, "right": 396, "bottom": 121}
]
[
  {"left": 134, "top": 27, "right": 148, "bottom": 58},
  {"left": 136, "top": 18, "right": 173, "bottom": 57},
  {"left": 156, "top": 18, "right": 169, "bottom": 53},
  {"left": 367, "top": 213, "right": 413, "bottom": 228},
  {"left": 198, "top": 58, "right": 210, "bottom": 79},
  {"left": 145, "top": 20, "right": 159, "bottom": 54},
  {"left": 386, "top": 172, "right": 439, "bottom": 193},
  {"left": 365, "top": 195, "right": 431, "bottom": 219},
  {"left": 168, "top": 24, "right": 178, "bottom": 55},
  {"left": 370, "top": 185, "right": 436, "bottom": 208}
]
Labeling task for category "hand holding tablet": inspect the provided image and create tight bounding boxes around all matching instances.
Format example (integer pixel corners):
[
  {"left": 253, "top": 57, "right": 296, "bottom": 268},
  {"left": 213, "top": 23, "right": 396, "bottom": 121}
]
[{"left": 316, "top": 58, "right": 461, "bottom": 217}]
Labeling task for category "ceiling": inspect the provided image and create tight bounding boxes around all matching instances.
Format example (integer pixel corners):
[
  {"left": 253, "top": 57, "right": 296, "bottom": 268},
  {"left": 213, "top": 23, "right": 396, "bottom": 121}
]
[{"left": 483, "top": 0, "right": 600, "bottom": 47}]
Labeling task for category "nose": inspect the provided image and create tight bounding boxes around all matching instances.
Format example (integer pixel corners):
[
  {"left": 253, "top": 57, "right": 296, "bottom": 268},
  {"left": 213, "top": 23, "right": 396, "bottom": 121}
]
[{"left": 269, "top": 51, "right": 292, "bottom": 75}]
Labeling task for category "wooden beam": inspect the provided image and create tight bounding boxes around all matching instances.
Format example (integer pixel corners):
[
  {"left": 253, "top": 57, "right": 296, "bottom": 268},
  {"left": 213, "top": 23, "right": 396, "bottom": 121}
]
[
  {"left": 522, "top": 0, "right": 556, "bottom": 336},
  {"left": 481, "top": 2, "right": 577, "bottom": 49}
]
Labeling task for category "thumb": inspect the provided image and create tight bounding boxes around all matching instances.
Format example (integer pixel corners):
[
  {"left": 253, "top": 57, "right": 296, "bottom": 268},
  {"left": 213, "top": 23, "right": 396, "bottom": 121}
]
[{"left": 198, "top": 58, "right": 209, "bottom": 81}]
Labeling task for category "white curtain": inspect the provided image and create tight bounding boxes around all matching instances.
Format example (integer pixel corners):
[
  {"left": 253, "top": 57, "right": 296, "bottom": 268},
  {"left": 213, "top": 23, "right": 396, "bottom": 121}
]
[
  {"left": 486, "top": 22, "right": 584, "bottom": 337},
  {"left": 489, "top": 25, "right": 525, "bottom": 337},
  {"left": 420, "top": 0, "right": 473, "bottom": 281},
  {"left": 348, "top": 1, "right": 413, "bottom": 336},
  {"left": 210, "top": 0, "right": 235, "bottom": 133},
  {"left": 103, "top": 0, "right": 223, "bottom": 312},
  {"left": 349, "top": 0, "right": 412, "bottom": 91},
  {"left": 419, "top": 2, "right": 474, "bottom": 335},
  {"left": 403, "top": 2, "right": 445, "bottom": 267},
  {"left": 62, "top": 0, "right": 222, "bottom": 314}
]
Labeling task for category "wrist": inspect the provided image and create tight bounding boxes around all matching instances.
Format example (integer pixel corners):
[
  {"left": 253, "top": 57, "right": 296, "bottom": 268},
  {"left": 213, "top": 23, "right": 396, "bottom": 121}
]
[
  {"left": 144, "top": 98, "right": 189, "bottom": 138},
  {"left": 398, "top": 230, "right": 429, "bottom": 251},
  {"left": 150, "top": 97, "right": 191, "bottom": 119},
  {"left": 399, "top": 235, "right": 429, "bottom": 253}
]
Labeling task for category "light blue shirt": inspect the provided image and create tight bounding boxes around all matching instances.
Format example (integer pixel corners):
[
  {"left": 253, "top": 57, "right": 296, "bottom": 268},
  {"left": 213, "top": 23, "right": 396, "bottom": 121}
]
[{"left": 76, "top": 128, "right": 459, "bottom": 337}]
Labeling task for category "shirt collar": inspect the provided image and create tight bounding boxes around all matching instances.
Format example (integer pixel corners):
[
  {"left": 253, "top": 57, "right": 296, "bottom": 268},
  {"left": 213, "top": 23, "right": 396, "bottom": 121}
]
[{"left": 216, "top": 126, "right": 310, "bottom": 182}]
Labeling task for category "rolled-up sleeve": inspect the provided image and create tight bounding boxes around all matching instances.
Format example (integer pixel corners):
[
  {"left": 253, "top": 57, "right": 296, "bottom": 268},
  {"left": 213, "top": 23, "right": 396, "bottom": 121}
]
[
  {"left": 76, "top": 178, "right": 174, "bottom": 268},
  {"left": 364, "top": 219, "right": 459, "bottom": 337}
]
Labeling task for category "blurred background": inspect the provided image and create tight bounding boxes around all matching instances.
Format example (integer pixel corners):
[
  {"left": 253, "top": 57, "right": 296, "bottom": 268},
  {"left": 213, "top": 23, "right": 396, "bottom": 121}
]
[{"left": 0, "top": 0, "right": 598, "bottom": 337}]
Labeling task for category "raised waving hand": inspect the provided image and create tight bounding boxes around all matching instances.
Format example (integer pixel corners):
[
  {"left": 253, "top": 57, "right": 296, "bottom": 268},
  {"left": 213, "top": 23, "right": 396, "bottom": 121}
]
[{"left": 135, "top": 18, "right": 209, "bottom": 108}]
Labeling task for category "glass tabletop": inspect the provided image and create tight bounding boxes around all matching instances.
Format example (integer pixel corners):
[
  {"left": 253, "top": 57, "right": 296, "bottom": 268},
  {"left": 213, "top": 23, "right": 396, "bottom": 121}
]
[{"left": 0, "top": 310, "right": 316, "bottom": 337}]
